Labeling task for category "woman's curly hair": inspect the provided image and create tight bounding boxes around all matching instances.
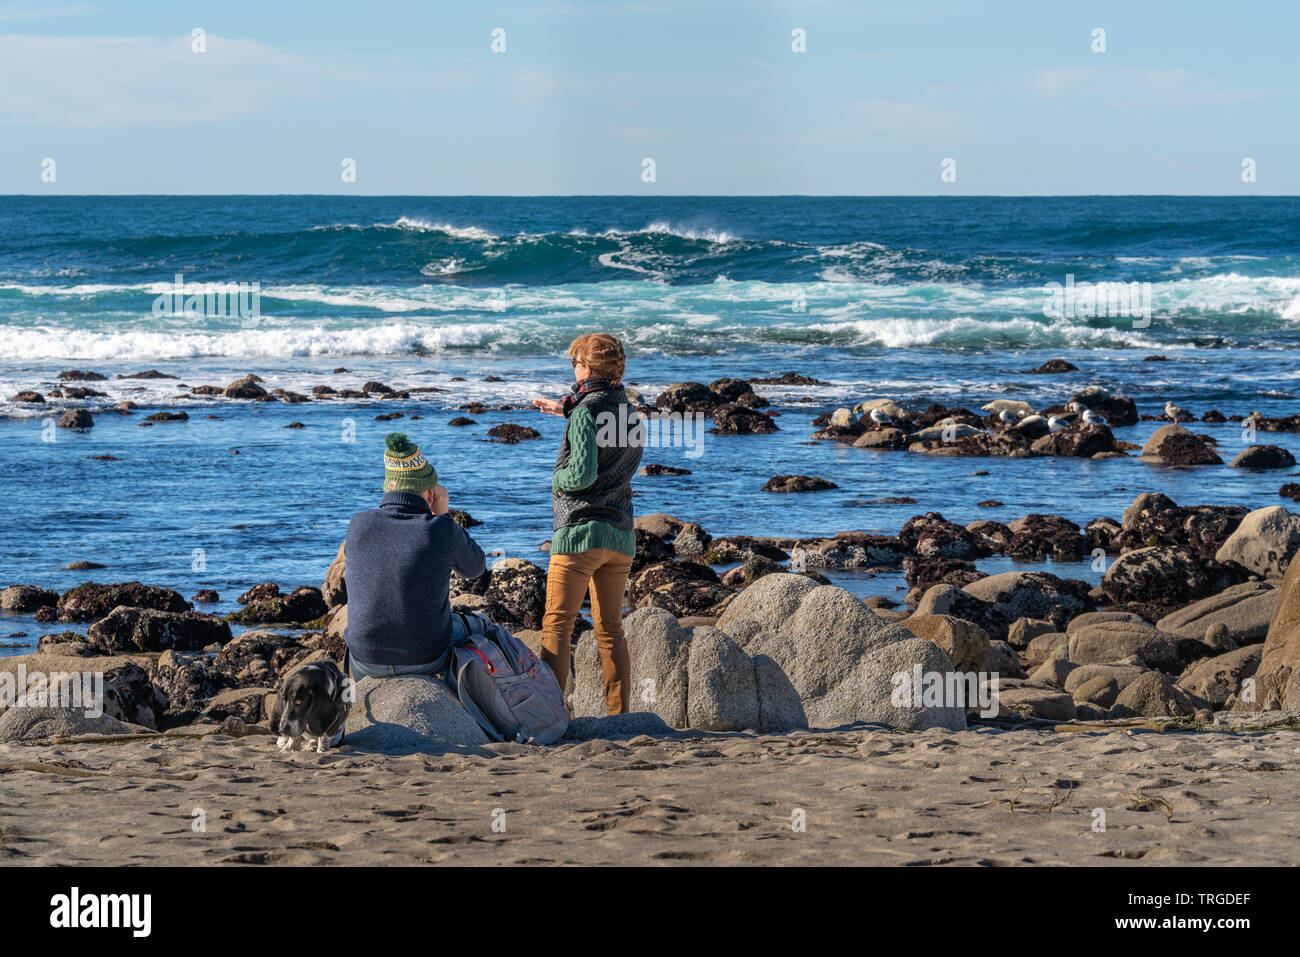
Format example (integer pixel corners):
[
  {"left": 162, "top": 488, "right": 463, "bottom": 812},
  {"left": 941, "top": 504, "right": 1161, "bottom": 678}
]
[{"left": 568, "top": 333, "right": 626, "bottom": 384}]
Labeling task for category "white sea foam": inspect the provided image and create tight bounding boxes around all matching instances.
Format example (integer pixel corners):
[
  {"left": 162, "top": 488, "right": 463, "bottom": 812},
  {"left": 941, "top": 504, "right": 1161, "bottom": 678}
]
[{"left": 0, "top": 321, "right": 513, "bottom": 361}]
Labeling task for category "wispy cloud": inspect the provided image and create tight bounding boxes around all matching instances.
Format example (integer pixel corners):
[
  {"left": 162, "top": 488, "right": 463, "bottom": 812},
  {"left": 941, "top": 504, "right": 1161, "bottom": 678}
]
[
  {"left": 1030, "top": 66, "right": 1275, "bottom": 109},
  {"left": 0, "top": 34, "right": 479, "bottom": 127}
]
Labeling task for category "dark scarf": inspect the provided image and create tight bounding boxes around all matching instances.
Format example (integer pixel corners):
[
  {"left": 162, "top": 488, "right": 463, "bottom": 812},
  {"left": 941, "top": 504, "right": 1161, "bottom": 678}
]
[{"left": 561, "top": 377, "right": 615, "bottom": 418}]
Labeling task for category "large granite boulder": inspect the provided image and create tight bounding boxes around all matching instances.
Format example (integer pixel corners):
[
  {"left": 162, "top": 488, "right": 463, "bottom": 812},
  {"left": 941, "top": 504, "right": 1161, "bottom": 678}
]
[
  {"left": 716, "top": 574, "right": 965, "bottom": 730},
  {"left": 1177, "top": 646, "right": 1261, "bottom": 709},
  {"left": 1030, "top": 425, "right": 1120, "bottom": 458},
  {"left": 1067, "top": 617, "right": 1180, "bottom": 671},
  {"left": 1229, "top": 445, "right": 1295, "bottom": 470},
  {"left": 996, "top": 682, "right": 1077, "bottom": 721},
  {"left": 898, "top": 512, "right": 980, "bottom": 560},
  {"left": 686, "top": 626, "right": 759, "bottom": 731},
  {"left": 344, "top": 675, "right": 490, "bottom": 754},
  {"left": 1237, "top": 553, "right": 1300, "bottom": 710},
  {"left": 1156, "top": 581, "right": 1278, "bottom": 645},
  {"left": 1114, "top": 494, "right": 1245, "bottom": 559},
  {"left": 197, "top": 686, "right": 272, "bottom": 725},
  {"left": 152, "top": 649, "right": 228, "bottom": 724},
  {"left": 1065, "top": 663, "right": 1148, "bottom": 705},
  {"left": 987, "top": 640, "right": 1027, "bottom": 679},
  {"left": 0, "top": 706, "right": 146, "bottom": 742},
  {"left": 1215, "top": 506, "right": 1300, "bottom": 579},
  {"left": 571, "top": 607, "right": 690, "bottom": 726}
]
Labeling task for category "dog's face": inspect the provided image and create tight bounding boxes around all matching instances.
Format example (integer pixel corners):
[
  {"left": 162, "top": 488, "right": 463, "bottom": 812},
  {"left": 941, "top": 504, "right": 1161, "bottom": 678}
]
[{"left": 274, "top": 663, "right": 343, "bottom": 738}]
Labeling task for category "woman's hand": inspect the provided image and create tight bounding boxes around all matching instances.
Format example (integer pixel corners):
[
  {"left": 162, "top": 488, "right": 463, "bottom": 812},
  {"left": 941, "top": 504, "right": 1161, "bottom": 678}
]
[{"left": 532, "top": 397, "right": 564, "bottom": 417}]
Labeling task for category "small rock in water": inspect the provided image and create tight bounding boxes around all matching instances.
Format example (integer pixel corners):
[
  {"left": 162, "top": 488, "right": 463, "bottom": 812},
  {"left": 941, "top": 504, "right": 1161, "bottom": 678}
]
[
  {"left": 191, "top": 589, "right": 220, "bottom": 603},
  {"left": 1229, "top": 445, "right": 1295, "bottom": 470},
  {"left": 749, "top": 371, "right": 830, "bottom": 386},
  {"left": 640, "top": 464, "right": 691, "bottom": 476},
  {"left": 118, "top": 369, "right": 178, "bottom": 379},
  {"left": 63, "top": 561, "right": 105, "bottom": 570},
  {"left": 223, "top": 374, "right": 267, "bottom": 399},
  {"left": 486, "top": 423, "right": 541, "bottom": 443},
  {"left": 57, "top": 409, "right": 93, "bottom": 429},
  {"left": 448, "top": 417, "right": 476, "bottom": 426},
  {"left": 761, "top": 475, "right": 837, "bottom": 493},
  {"left": 1025, "top": 358, "right": 1078, "bottom": 374}
]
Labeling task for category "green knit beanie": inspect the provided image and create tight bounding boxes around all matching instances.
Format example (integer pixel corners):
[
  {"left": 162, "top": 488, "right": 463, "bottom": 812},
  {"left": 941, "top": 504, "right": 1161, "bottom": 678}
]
[{"left": 383, "top": 432, "right": 438, "bottom": 493}]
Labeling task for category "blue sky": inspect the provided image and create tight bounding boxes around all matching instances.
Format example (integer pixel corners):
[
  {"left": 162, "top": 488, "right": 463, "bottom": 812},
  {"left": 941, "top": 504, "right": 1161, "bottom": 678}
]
[{"left": 0, "top": 0, "right": 1295, "bottom": 194}]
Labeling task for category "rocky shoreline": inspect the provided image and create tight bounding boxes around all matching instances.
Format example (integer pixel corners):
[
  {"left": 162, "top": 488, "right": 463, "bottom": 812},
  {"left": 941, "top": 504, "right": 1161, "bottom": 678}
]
[
  {"left": 2, "top": 477, "right": 1299, "bottom": 739},
  {"left": 4, "top": 361, "right": 1300, "bottom": 738}
]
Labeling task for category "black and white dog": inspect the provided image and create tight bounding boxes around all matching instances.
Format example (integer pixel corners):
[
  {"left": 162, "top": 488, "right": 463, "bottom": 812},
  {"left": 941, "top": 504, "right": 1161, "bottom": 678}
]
[{"left": 271, "top": 660, "right": 350, "bottom": 753}]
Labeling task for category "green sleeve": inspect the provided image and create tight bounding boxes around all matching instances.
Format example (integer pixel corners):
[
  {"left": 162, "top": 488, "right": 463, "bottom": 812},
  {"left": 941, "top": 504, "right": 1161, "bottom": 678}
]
[{"left": 553, "top": 405, "right": 599, "bottom": 493}]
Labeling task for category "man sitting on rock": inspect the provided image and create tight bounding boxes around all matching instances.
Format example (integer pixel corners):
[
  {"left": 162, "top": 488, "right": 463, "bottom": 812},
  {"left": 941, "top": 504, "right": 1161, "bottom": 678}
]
[{"left": 342, "top": 432, "right": 486, "bottom": 680}]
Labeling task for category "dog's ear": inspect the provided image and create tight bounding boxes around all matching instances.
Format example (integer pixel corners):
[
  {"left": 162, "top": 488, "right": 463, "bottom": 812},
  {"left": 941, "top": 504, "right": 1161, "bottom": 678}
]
[
  {"left": 303, "top": 674, "right": 337, "bottom": 736},
  {"left": 269, "top": 689, "right": 285, "bottom": 731}
]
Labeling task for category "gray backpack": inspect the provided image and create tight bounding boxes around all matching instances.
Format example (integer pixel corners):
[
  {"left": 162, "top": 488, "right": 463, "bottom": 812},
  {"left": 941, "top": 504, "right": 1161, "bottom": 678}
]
[{"left": 444, "top": 611, "right": 568, "bottom": 745}]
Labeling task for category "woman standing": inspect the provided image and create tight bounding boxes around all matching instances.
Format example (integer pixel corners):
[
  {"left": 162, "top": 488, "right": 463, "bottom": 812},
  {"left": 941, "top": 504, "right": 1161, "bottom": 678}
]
[{"left": 532, "top": 333, "right": 644, "bottom": 714}]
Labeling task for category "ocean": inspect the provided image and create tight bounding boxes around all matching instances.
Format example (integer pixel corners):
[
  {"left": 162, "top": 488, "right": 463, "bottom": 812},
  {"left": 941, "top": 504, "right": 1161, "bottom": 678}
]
[{"left": 2, "top": 195, "right": 1298, "bottom": 652}]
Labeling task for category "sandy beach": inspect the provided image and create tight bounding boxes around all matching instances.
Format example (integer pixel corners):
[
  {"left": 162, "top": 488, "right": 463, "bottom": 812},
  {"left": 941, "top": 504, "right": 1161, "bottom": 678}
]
[{"left": 2, "top": 715, "right": 1297, "bottom": 867}]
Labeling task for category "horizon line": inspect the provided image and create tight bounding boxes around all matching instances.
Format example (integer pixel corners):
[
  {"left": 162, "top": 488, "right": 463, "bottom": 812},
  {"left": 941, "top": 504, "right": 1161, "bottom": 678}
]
[{"left": 1, "top": 192, "right": 1293, "bottom": 199}]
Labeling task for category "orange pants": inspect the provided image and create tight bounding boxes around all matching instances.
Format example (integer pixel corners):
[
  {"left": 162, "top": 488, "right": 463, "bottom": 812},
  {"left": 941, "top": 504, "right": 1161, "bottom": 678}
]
[{"left": 540, "top": 548, "right": 634, "bottom": 715}]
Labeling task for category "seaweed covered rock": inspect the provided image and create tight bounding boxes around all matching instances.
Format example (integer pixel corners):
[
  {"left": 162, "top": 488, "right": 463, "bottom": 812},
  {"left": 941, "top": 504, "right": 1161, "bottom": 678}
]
[
  {"left": 627, "top": 561, "right": 732, "bottom": 618},
  {"left": 227, "top": 586, "right": 328, "bottom": 625},
  {"left": 1140, "top": 424, "right": 1222, "bottom": 466},
  {"left": 1101, "top": 546, "right": 1248, "bottom": 616},
  {"left": 57, "top": 581, "right": 190, "bottom": 623},
  {"left": 450, "top": 558, "right": 547, "bottom": 629},
  {"left": 87, "top": 606, "right": 231, "bottom": 654}
]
